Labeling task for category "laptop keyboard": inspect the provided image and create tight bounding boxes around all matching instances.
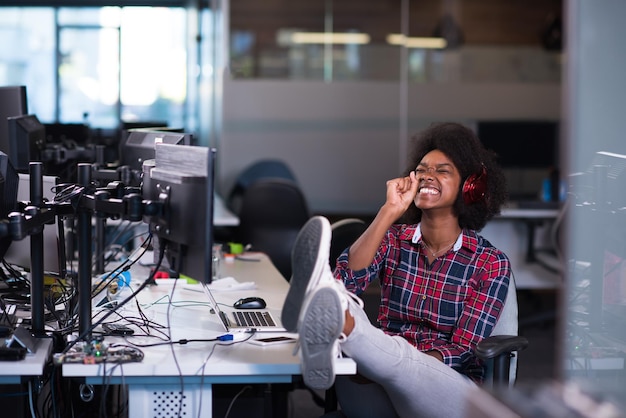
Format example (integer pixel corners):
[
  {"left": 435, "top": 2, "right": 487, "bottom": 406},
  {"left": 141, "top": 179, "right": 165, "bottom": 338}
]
[{"left": 233, "top": 311, "right": 276, "bottom": 328}]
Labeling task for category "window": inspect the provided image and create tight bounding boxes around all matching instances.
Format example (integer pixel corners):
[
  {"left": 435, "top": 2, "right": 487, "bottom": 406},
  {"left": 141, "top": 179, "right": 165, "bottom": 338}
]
[{"left": 0, "top": 6, "right": 188, "bottom": 129}]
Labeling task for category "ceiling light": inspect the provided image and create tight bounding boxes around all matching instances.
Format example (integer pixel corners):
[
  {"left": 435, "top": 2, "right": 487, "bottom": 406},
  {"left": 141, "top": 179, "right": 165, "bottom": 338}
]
[
  {"left": 386, "top": 34, "right": 447, "bottom": 49},
  {"left": 290, "top": 32, "right": 371, "bottom": 45}
]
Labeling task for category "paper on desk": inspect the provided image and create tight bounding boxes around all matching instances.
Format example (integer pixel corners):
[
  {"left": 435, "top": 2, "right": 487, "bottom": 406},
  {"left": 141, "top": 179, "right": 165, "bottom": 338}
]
[{"left": 206, "top": 276, "right": 256, "bottom": 292}]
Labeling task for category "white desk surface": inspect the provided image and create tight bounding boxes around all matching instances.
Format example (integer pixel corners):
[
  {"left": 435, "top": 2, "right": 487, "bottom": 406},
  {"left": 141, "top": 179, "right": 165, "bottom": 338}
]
[
  {"left": 499, "top": 207, "right": 560, "bottom": 219},
  {"left": 0, "top": 338, "right": 53, "bottom": 384},
  {"left": 214, "top": 194, "right": 239, "bottom": 227},
  {"left": 62, "top": 253, "right": 355, "bottom": 381},
  {"left": 485, "top": 207, "right": 562, "bottom": 289}
]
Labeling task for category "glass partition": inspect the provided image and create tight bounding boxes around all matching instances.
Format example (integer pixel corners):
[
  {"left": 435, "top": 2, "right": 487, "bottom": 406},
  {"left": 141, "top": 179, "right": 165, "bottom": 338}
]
[{"left": 228, "top": 0, "right": 562, "bottom": 84}]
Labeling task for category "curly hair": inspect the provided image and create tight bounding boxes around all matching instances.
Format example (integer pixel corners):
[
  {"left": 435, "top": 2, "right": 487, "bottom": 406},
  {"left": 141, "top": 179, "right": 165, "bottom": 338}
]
[{"left": 400, "top": 122, "right": 507, "bottom": 231}]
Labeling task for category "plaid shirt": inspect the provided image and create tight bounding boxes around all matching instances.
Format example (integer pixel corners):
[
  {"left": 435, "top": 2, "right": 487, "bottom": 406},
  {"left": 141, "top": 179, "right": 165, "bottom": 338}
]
[{"left": 334, "top": 223, "right": 511, "bottom": 383}]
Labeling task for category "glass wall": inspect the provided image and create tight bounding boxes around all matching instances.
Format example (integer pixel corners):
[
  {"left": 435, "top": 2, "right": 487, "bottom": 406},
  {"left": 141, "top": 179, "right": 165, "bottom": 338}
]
[{"left": 228, "top": 0, "right": 562, "bottom": 84}]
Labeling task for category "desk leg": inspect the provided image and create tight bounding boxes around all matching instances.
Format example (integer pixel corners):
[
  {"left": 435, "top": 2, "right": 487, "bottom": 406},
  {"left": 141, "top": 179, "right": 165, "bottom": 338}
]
[{"left": 129, "top": 383, "right": 213, "bottom": 417}]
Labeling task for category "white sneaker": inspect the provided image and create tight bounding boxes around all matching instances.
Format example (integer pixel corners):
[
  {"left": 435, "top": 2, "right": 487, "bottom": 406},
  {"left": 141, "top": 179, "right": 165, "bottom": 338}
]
[
  {"left": 297, "top": 266, "right": 364, "bottom": 390},
  {"left": 298, "top": 285, "right": 345, "bottom": 390},
  {"left": 282, "top": 216, "right": 334, "bottom": 332}
]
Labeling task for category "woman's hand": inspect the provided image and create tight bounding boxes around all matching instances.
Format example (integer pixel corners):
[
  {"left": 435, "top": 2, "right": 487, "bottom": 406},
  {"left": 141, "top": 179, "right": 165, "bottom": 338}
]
[
  {"left": 384, "top": 171, "right": 419, "bottom": 217},
  {"left": 347, "top": 171, "right": 419, "bottom": 270}
]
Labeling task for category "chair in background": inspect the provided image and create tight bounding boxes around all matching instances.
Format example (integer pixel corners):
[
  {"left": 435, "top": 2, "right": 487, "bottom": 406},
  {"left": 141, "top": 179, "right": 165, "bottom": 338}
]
[
  {"left": 236, "top": 178, "right": 310, "bottom": 280},
  {"left": 329, "top": 218, "right": 367, "bottom": 268},
  {"left": 227, "top": 159, "right": 298, "bottom": 216},
  {"left": 328, "top": 218, "right": 380, "bottom": 323}
]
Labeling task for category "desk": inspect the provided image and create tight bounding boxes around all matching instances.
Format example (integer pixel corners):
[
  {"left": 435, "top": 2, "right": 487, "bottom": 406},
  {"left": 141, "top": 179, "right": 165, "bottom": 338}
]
[
  {"left": 62, "top": 254, "right": 355, "bottom": 417},
  {"left": 482, "top": 208, "right": 562, "bottom": 289},
  {"left": 0, "top": 338, "right": 53, "bottom": 384},
  {"left": 214, "top": 194, "right": 239, "bottom": 227}
]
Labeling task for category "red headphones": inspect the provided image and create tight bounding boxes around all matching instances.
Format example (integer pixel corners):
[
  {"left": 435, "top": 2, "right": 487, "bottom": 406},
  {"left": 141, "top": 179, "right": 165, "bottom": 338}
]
[{"left": 462, "top": 165, "right": 487, "bottom": 205}]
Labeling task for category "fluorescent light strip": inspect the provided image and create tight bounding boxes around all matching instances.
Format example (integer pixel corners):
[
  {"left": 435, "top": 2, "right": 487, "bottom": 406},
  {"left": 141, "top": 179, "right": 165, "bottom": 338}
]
[
  {"left": 290, "top": 32, "right": 371, "bottom": 45},
  {"left": 387, "top": 34, "right": 447, "bottom": 49}
]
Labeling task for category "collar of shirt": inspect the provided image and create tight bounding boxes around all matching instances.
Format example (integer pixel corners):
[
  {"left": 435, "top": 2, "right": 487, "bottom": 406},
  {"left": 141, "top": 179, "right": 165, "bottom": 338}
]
[{"left": 410, "top": 223, "right": 464, "bottom": 252}]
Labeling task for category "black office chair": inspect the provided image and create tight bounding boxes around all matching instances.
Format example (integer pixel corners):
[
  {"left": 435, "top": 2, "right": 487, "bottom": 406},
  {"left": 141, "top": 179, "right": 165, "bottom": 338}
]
[
  {"left": 329, "top": 219, "right": 367, "bottom": 268},
  {"left": 475, "top": 274, "right": 529, "bottom": 388},
  {"left": 236, "top": 178, "right": 310, "bottom": 280},
  {"left": 328, "top": 218, "right": 380, "bottom": 324},
  {"left": 227, "top": 159, "right": 298, "bottom": 216}
]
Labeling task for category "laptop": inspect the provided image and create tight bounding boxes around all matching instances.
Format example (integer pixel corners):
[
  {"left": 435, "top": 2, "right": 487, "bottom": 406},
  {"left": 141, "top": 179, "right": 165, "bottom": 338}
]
[{"left": 202, "top": 285, "right": 286, "bottom": 333}]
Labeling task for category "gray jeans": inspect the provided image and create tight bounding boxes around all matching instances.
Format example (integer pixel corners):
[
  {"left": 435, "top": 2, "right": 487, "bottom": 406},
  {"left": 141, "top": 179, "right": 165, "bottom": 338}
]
[{"left": 337, "top": 300, "right": 477, "bottom": 418}]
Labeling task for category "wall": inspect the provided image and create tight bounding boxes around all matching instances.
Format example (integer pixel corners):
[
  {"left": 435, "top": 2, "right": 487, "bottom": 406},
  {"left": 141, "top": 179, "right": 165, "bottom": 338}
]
[{"left": 219, "top": 79, "right": 561, "bottom": 215}]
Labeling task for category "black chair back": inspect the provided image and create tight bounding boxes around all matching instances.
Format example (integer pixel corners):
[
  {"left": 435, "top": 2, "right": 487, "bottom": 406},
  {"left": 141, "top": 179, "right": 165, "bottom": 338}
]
[
  {"left": 227, "top": 159, "right": 297, "bottom": 215},
  {"left": 237, "top": 178, "right": 310, "bottom": 280}
]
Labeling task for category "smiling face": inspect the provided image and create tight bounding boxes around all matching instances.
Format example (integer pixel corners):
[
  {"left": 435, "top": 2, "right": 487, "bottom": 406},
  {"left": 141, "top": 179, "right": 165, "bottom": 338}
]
[{"left": 413, "top": 149, "right": 462, "bottom": 211}]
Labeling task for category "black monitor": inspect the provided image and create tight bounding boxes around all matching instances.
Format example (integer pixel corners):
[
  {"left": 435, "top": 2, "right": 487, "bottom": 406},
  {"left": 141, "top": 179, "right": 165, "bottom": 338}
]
[
  {"left": 476, "top": 120, "right": 559, "bottom": 169},
  {"left": 43, "top": 122, "right": 90, "bottom": 145},
  {"left": 145, "top": 143, "right": 216, "bottom": 285},
  {"left": 120, "top": 129, "right": 193, "bottom": 172},
  {"left": 7, "top": 114, "right": 45, "bottom": 173},
  {"left": 477, "top": 120, "right": 560, "bottom": 200},
  {"left": 0, "top": 86, "right": 28, "bottom": 163},
  {"left": 0, "top": 151, "right": 19, "bottom": 261}
]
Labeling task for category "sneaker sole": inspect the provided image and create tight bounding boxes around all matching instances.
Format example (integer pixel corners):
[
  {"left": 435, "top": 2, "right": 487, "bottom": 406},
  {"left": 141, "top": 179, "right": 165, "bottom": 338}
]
[
  {"left": 299, "top": 286, "right": 343, "bottom": 390},
  {"left": 281, "top": 216, "right": 331, "bottom": 332}
]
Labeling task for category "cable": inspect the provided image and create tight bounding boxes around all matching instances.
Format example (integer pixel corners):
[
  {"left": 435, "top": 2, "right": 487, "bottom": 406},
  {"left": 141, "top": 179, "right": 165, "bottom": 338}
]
[
  {"left": 28, "top": 380, "right": 36, "bottom": 418},
  {"left": 223, "top": 385, "right": 252, "bottom": 418},
  {"left": 60, "top": 238, "right": 162, "bottom": 355}
]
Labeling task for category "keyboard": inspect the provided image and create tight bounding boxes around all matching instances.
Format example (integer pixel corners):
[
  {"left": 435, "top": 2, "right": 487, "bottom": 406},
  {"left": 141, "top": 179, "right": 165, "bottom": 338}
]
[{"left": 233, "top": 311, "right": 277, "bottom": 328}]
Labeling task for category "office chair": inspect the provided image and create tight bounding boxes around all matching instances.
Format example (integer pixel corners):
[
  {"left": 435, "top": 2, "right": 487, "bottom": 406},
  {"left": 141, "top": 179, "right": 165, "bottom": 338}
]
[
  {"left": 328, "top": 218, "right": 380, "bottom": 323},
  {"left": 475, "top": 274, "right": 529, "bottom": 388},
  {"left": 236, "top": 178, "right": 310, "bottom": 280},
  {"left": 329, "top": 218, "right": 367, "bottom": 268},
  {"left": 227, "top": 159, "right": 298, "bottom": 215}
]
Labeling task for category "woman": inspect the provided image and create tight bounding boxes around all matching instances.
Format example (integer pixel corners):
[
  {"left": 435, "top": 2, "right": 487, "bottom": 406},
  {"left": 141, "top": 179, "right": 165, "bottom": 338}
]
[{"left": 282, "top": 122, "right": 511, "bottom": 418}]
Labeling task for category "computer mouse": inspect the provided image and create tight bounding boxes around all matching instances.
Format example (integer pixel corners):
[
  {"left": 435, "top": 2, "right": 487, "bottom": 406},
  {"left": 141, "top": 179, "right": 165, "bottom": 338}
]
[{"left": 233, "top": 297, "right": 267, "bottom": 310}]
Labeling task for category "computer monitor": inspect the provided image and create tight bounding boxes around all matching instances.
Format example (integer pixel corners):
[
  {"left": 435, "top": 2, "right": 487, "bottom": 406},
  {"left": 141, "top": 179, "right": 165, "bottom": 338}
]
[
  {"left": 477, "top": 120, "right": 559, "bottom": 169},
  {"left": 120, "top": 129, "right": 193, "bottom": 172},
  {"left": 3, "top": 173, "right": 64, "bottom": 276},
  {"left": 477, "top": 120, "right": 560, "bottom": 200},
  {"left": 7, "top": 114, "right": 46, "bottom": 173},
  {"left": 0, "top": 86, "right": 28, "bottom": 164},
  {"left": 43, "top": 122, "right": 90, "bottom": 145},
  {"left": 145, "top": 143, "right": 216, "bottom": 285},
  {"left": 0, "top": 151, "right": 19, "bottom": 261}
]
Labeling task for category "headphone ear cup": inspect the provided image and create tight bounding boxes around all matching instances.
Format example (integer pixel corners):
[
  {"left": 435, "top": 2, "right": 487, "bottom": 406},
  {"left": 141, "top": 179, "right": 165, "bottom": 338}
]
[{"left": 462, "top": 165, "right": 487, "bottom": 205}]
